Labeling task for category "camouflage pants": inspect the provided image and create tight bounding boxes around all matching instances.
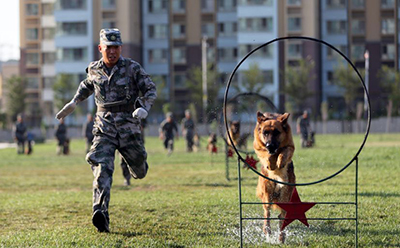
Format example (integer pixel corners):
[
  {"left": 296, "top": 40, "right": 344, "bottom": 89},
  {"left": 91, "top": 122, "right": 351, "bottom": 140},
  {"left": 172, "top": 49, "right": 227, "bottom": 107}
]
[
  {"left": 119, "top": 154, "right": 131, "bottom": 181},
  {"left": 86, "top": 132, "right": 148, "bottom": 216}
]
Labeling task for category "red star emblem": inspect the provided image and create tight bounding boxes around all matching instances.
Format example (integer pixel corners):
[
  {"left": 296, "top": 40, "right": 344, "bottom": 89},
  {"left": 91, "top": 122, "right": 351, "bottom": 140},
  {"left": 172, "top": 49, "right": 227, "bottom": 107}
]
[
  {"left": 244, "top": 155, "right": 258, "bottom": 170},
  {"left": 227, "top": 149, "right": 234, "bottom": 157},
  {"left": 276, "top": 187, "right": 316, "bottom": 231}
]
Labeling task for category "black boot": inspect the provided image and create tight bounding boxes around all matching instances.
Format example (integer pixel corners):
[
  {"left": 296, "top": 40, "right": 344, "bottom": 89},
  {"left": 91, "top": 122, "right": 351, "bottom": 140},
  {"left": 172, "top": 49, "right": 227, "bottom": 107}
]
[{"left": 92, "top": 210, "right": 110, "bottom": 233}]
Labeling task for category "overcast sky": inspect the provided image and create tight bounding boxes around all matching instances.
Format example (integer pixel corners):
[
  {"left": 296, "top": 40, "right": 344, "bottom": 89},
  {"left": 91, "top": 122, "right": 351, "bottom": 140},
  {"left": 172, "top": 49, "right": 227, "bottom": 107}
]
[{"left": 0, "top": 0, "right": 20, "bottom": 61}]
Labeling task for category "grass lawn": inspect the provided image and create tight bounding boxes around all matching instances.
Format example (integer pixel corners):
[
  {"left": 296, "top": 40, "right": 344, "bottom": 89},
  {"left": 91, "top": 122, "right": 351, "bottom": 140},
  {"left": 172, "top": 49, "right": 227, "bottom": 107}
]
[{"left": 0, "top": 133, "right": 399, "bottom": 248}]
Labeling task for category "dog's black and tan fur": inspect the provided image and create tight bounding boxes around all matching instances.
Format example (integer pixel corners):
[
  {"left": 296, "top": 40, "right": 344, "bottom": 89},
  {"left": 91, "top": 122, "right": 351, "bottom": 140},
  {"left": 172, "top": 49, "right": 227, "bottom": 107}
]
[
  {"left": 227, "top": 121, "right": 250, "bottom": 150},
  {"left": 254, "top": 112, "right": 295, "bottom": 243}
]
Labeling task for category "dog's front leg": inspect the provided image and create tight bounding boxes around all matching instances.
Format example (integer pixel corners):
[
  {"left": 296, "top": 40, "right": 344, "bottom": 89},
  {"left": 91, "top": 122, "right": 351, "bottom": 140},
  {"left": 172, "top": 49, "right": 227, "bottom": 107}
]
[
  {"left": 278, "top": 210, "right": 286, "bottom": 243},
  {"left": 262, "top": 204, "right": 271, "bottom": 236},
  {"left": 277, "top": 146, "right": 294, "bottom": 169}
]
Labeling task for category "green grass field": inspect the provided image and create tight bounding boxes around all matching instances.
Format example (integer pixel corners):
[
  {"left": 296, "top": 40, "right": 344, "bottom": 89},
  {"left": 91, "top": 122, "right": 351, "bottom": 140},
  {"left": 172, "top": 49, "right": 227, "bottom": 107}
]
[{"left": 0, "top": 133, "right": 399, "bottom": 248}]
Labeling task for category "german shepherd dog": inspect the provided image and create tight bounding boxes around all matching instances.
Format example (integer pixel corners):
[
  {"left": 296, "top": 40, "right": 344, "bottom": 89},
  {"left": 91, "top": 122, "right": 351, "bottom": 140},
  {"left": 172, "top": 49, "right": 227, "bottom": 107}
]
[
  {"left": 254, "top": 112, "right": 295, "bottom": 243},
  {"left": 207, "top": 133, "right": 218, "bottom": 153},
  {"left": 227, "top": 121, "right": 250, "bottom": 150}
]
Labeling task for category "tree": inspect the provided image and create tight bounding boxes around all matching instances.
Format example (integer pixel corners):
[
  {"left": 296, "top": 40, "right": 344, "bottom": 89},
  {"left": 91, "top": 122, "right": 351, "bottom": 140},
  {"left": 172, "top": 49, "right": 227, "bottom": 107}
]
[
  {"left": 5, "top": 76, "right": 26, "bottom": 122},
  {"left": 53, "top": 74, "right": 76, "bottom": 111},
  {"left": 333, "top": 62, "right": 364, "bottom": 118},
  {"left": 377, "top": 65, "right": 400, "bottom": 132},
  {"left": 282, "top": 57, "right": 315, "bottom": 113},
  {"left": 378, "top": 65, "right": 400, "bottom": 116},
  {"left": 186, "top": 63, "right": 219, "bottom": 123},
  {"left": 233, "top": 62, "right": 264, "bottom": 93},
  {"left": 151, "top": 75, "right": 169, "bottom": 115}
]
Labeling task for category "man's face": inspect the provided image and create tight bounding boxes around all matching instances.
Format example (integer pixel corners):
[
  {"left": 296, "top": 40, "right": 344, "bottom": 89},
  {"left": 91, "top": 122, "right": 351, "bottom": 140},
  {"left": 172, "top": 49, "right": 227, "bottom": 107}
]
[{"left": 98, "top": 43, "right": 121, "bottom": 67}]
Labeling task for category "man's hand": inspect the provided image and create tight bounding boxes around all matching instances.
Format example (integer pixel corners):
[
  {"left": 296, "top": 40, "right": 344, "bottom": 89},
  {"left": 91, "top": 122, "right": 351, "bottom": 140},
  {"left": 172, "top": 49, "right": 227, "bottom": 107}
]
[
  {"left": 132, "top": 107, "right": 148, "bottom": 119},
  {"left": 56, "top": 101, "right": 76, "bottom": 120}
]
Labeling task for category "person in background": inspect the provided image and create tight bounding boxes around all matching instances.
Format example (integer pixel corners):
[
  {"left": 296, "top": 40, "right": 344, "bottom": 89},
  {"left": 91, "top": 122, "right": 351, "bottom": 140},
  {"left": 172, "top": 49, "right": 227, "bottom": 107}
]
[
  {"left": 181, "top": 109, "right": 195, "bottom": 152},
  {"left": 26, "top": 131, "right": 34, "bottom": 155},
  {"left": 296, "top": 110, "right": 312, "bottom": 148},
  {"left": 13, "top": 114, "right": 27, "bottom": 154},
  {"left": 82, "top": 113, "right": 95, "bottom": 153},
  {"left": 159, "top": 112, "right": 178, "bottom": 156},
  {"left": 55, "top": 118, "right": 68, "bottom": 155}
]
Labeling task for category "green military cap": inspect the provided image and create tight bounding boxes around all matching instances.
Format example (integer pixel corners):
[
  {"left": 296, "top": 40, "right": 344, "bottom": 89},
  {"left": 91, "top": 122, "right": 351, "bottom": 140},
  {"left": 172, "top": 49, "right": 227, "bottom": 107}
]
[{"left": 99, "top": 28, "right": 123, "bottom": 46}]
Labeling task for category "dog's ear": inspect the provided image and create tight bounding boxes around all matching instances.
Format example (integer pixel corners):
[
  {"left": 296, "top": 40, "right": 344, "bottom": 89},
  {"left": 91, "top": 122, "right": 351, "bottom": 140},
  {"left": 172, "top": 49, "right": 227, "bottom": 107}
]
[
  {"left": 257, "top": 111, "right": 267, "bottom": 123},
  {"left": 278, "top": 113, "right": 290, "bottom": 127}
]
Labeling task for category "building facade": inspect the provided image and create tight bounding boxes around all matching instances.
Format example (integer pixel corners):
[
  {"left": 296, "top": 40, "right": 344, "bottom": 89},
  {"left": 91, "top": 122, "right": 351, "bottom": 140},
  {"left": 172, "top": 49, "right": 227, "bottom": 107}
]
[{"left": 18, "top": 0, "right": 398, "bottom": 126}]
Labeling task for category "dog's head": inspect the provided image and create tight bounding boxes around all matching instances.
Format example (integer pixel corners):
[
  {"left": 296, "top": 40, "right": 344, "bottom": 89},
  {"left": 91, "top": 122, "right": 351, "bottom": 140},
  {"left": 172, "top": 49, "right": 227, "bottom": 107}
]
[
  {"left": 230, "top": 121, "right": 241, "bottom": 135},
  {"left": 208, "top": 133, "right": 217, "bottom": 144},
  {"left": 254, "top": 112, "right": 291, "bottom": 155}
]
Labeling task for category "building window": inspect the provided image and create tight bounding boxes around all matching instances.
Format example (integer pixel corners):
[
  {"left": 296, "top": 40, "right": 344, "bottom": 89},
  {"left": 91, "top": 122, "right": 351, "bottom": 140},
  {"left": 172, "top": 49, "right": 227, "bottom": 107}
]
[
  {"left": 351, "top": 19, "right": 365, "bottom": 35},
  {"left": 148, "top": 49, "right": 167, "bottom": 63},
  {"left": 148, "top": 0, "right": 167, "bottom": 13},
  {"left": 43, "top": 28, "right": 55, "bottom": 40},
  {"left": 26, "top": 77, "right": 40, "bottom": 89},
  {"left": 327, "top": 20, "right": 347, "bottom": 34},
  {"left": 57, "top": 0, "right": 87, "bottom": 9},
  {"left": 327, "top": 44, "right": 347, "bottom": 59},
  {"left": 172, "top": 47, "right": 186, "bottom": 64},
  {"left": 42, "top": 3, "right": 54, "bottom": 15},
  {"left": 26, "top": 53, "right": 39, "bottom": 65},
  {"left": 288, "top": 17, "right": 301, "bottom": 32},
  {"left": 26, "top": 28, "right": 39, "bottom": 40},
  {"left": 239, "top": 44, "right": 273, "bottom": 58},
  {"left": 382, "top": 19, "right": 395, "bottom": 35},
  {"left": 351, "top": 0, "right": 365, "bottom": 8},
  {"left": 218, "top": 47, "right": 237, "bottom": 62},
  {"left": 44, "top": 77, "right": 56, "bottom": 89},
  {"left": 327, "top": 71, "right": 334, "bottom": 85},
  {"left": 148, "top": 24, "right": 168, "bottom": 39},
  {"left": 218, "top": 22, "right": 237, "bottom": 37},
  {"left": 288, "top": 42, "right": 302, "bottom": 58},
  {"left": 239, "top": 0, "right": 273, "bottom": 5},
  {"left": 102, "top": 20, "right": 116, "bottom": 29},
  {"left": 382, "top": 44, "right": 395, "bottom": 60},
  {"left": 102, "top": 0, "right": 116, "bottom": 9},
  {"left": 26, "top": 3, "right": 39, "bottom": 16},
  {"left": 218, "top": 0, "right": 237, "bottom": 11},
  {"left": 381, "top": 0, "right": 395, "bottom": 8},
  {"left": 263, "top": 70, "right": 274, "bottom": 84},
  {"left": 202, "top": 23, "right": 215, "bottom": 38},
  {"left": 202, "top": 0, "right": 215, "bottom": 12},
  {"left": 57, "top": 48, "right": 87, "bottom": 61},
  {"left": 287, "top": 0, "right": 301, "bottom": 6},
  {"left": 174, "top": 74, "right": 187, "bottom": 88},
  {"left": 172, "top": 24, "right": 186, "bottom": 39},
  {"left": 326, "top": 0, "right": 346, "bottom": 8},
  {"left": 57, "top": 22, "right": 87, "bottom": 36},
  {"left": 239, "top": 17, "right": 273, "bottom": 32},
  {"left": 350, "top": 44, "right": 364, "bottom": 60},
  {"left": 43, "top": 52, "right": 56, "bottom": 64},
  {"left": 172, "top": 0, "right": 186, "bottom": 13}
]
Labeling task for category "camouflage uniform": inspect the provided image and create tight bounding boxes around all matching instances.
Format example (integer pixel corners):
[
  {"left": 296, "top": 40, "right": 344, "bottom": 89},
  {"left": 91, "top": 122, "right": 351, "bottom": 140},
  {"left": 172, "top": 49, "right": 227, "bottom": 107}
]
[{"left": 71, "top": 56, "right": 156, "bottom": 222}]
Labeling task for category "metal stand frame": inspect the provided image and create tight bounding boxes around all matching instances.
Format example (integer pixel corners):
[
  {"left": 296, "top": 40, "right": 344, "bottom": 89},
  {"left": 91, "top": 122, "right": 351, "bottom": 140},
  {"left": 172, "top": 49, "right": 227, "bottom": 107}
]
[
  {"left": 237, "top": 156, "right": 359, "bottom": 247},
  {"left": 223, "top": 36, "right": 371, "bottom": 247}
]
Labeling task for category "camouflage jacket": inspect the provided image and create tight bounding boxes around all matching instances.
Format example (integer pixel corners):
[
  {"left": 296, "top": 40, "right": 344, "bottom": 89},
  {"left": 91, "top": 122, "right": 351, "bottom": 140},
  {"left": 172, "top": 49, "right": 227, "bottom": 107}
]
[{"left": 72, "top": 57, "right": 157, "bottom": 138}]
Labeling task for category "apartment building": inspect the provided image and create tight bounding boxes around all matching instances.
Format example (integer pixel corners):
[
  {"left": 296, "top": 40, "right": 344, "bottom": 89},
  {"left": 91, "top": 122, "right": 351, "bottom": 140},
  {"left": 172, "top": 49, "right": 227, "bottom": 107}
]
[{"left": 19, "top": 0, "right": 397, "bottom": 126}]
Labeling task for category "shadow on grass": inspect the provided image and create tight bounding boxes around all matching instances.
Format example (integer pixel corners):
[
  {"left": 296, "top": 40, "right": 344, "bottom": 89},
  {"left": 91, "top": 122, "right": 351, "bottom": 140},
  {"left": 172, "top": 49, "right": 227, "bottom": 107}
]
[
  {"left": 344, "top": 191, "right": 400, "bottom": 198},
  {"left": 181, "top": 183, "right": 234, "bottom": 188},
  {"left": 112, "top": 231, "right": 143, "bottom": 237},
  {"left": 358, "top": 191, "right": 400, "bottom": 198}
]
